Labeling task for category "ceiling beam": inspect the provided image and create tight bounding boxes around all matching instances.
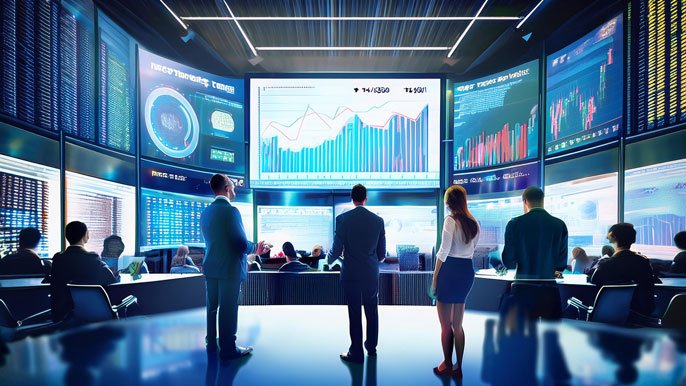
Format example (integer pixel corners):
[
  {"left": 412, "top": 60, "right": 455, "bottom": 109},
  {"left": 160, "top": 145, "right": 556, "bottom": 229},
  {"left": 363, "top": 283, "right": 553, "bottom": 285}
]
[{"left": 181, "top": 16, "right": 521, "bottom": 21}]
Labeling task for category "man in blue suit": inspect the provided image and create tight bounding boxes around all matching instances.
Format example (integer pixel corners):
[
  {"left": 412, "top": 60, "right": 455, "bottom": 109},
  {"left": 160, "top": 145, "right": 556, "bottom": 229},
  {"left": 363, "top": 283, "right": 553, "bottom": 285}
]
[
  {"left": 201, "top": 174, "right": 269, "bottom": 360},
  {"left": 329, "top": 184, "right": 386, "bottom": 363}
]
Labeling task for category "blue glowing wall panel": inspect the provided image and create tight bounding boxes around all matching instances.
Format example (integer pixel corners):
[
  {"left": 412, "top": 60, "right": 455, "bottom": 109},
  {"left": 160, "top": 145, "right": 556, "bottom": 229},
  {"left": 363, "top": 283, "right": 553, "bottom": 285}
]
[
  {"left": 453, "top": 60, "right": 539, "bottom": 171},
  {"left": 257, "top": 206, "right": 333, "bottom": 256},
  {"left": 546, "top": 15, "right": 623, "bottom": 154},
  {"left": 139, "top": 48, "right": 245, "bottom": 174},
  {"left": 250, "top": 78, "right": 441, "bottom": 189}
]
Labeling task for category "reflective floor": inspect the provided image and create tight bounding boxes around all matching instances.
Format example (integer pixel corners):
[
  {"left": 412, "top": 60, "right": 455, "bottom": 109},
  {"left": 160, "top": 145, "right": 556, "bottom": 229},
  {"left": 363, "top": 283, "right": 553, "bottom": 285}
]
[{"left": 0, "top": 306, "right": 684, "bottom": 386}]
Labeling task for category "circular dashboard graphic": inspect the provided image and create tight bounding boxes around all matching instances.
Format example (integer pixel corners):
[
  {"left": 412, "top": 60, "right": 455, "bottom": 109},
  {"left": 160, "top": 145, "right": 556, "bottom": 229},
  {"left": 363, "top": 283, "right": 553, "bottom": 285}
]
[{"left": 145, "top": 87, "right": 200, "bottom": 158}]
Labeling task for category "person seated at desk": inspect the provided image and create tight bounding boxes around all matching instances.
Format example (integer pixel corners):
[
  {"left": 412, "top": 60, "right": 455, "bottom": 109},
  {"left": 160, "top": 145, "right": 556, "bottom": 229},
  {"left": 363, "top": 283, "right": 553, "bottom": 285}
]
[
  {"left": 590, "top": 223, "right": 657, "bottom": 316},
  {"left": 300, "top": 245, "right": 324, "bottom": 268},
  {"left": 502, "top": 186, "right": 568, "bottom": 280},
  {"left": 571, "top": 247, "right": 593, "bottom": 274},
  {"left": 170, "top": 245, "right": 200, "bottom": 273},
  {"left": 0, "top": 228, "right": 50, "bottom": 276},
  {"left": 670, "top": 231, "right": 686, "bottom": 274},
  {"left": 49, "top": 221, "right": 118, "bottom": 322},
  {"left": 101, "top": 235, "right": 148, "bottom": 274},
  {"left": 278, "top": 242, "right": 310, "bottom": 272}
]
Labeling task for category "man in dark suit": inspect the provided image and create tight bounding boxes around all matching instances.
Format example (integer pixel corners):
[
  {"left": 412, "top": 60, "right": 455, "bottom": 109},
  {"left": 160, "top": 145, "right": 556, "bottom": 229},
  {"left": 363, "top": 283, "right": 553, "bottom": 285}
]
[
  {"left": 502, "top": 186, "right": 568, "bottom": 279},
  {"left": 328, "top": 184, "right": 386, "bottom": 363},
  {"left": 0, "top": 228, "right": 48, "bottom": 275},
  {"left": 201, "top": 174, "right": 269, "bottom": 360},
  {"left": 49, "top": 221, "right": 118, "bottom": 322}
]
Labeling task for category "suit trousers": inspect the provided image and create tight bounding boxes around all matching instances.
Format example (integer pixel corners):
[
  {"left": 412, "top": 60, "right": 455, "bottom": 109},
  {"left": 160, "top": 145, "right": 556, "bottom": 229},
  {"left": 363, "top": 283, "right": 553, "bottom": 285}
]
[
  {"left": 342, "top": 279, "right": 379, "bottom": 358},
  {"left": 206, "top": 278, "right": 242, "bottom": 351}
]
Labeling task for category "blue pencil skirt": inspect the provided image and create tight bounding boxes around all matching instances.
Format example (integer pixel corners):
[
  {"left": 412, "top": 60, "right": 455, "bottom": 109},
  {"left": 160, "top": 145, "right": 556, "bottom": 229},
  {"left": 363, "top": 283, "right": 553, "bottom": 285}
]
[{"left": 436, "top": 257, "right": 475, "bottom": 303}]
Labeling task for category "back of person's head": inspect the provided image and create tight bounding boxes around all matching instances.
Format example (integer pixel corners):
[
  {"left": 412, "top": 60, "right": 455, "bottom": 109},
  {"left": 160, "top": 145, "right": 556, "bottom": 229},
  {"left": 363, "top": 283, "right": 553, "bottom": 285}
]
[
  {"left": 601, "top": 245, "right": 615, "bottom": 257},
  {"left": 172, "top": 245, "right": 190, "bottom": 267},
  {"left": 607, "top": 223, "right": 636, "bottom": 250},
  {"left": 102, "top": 235, "right": 124, "bottom": 258},
  {"left": 311, "top": 245, "right": 322, "bottom": 257},
  {"left": 522, "top": 186, "right": 544, "bottom": 208},
  {"left": 572, "top": 247, "right": 588, "bottom": 260},
  {"left": 444, "top": 185, "right": 479, "bottom": 243},
  {"left": 674, "top": 231, "right": 686, "bottom": 250},
  {"left": 210, "top": 174, "right": 233, "bottom": 195},
  {"left": 351, "top": 184, "right": 367, "bottom": 203},
  {"left": 282, "top": 242, "right": 297, "bottom": 260},
  {"left": 18, "top": 228, "right": 41, "bottom": 249},
  {"left": 65, "top": 221, "right": 88, "bottom": 245}
]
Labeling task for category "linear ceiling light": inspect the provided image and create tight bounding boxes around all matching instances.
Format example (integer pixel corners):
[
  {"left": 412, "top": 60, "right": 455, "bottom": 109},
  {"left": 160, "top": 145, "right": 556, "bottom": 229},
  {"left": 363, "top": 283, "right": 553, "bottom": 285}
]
[
  {"left": 516, "top": 0, "right": 545, "bottom": 29},
  {"left": 221, "top": 0, "right": 257, "bottom": 56},
  {"left": 159, "top": 0, "right": 187, "bottom": 30},
  {"left": 447, "top": 0, "right": 488, "bottom": 58},
  {"left": 181, "top": 16, "right": 520, "bottom": 21},
  {"left": 256, "top": 46, "right": 450, "bottom": 51}
]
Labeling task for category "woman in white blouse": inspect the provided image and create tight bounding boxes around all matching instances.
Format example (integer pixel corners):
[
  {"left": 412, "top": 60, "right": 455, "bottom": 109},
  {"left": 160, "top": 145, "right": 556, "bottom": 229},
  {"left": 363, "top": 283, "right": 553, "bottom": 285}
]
[{"left": 431, "top": 185, "right": 480, "bottom": 378}]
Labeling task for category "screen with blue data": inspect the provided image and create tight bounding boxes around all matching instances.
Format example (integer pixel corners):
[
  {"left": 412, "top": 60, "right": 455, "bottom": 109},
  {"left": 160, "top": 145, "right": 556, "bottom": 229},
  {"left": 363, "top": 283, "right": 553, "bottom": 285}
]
[
  {"left": 139, "top": 48, "right": 245, "bottom": 174},
  {"left": 257, "top": 206, "right": 333, "bottom": 256},
  {"left": 546, "top": 14, "right": 623, "bottom": 155},
  {"left": 467, "top": 196, "right": 524, "bottom": 261},
  {"left": 0, "top": 154, "right": 61, "bottom": 258},
  {"left": 453, "top": 61, "right": 539, "bottom": 171},
  {"left": 624, "top": 159, "right": 686, "bottom": 260},
  {"left": 249, "top": 77, "right": 441, "bottom": 189}
]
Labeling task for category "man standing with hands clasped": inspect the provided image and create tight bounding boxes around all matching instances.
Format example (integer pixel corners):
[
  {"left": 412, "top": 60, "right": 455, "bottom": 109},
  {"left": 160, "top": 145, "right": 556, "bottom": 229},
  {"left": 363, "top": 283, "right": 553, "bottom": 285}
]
[{"left": 201, "top": 174, "right": 270, "bottom": 360}]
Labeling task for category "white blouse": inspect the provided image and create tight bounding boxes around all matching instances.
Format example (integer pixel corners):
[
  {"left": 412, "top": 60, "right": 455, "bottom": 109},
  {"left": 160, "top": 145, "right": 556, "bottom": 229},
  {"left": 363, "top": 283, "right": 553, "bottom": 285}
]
[{"left": 436, "top": 216, "right": 480, "bottom": 262}]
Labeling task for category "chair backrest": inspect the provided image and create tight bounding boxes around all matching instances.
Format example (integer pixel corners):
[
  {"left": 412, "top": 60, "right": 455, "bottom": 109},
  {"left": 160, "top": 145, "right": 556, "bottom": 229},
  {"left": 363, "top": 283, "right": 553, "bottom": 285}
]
[
  {"left": 661, "top": 293, "right": 686, "bottom": 328},
  {"left": 397, "top": 245, "right": 420, "bottom": 271},
  {"left": 68, "top": 284, "right": 116, "bottom": 324},
  {"left": 588, "top": 284, "right": 637, "bottom": 324},
  {"left": 0, "top": 299, "right": 18, "bottom": 328}
]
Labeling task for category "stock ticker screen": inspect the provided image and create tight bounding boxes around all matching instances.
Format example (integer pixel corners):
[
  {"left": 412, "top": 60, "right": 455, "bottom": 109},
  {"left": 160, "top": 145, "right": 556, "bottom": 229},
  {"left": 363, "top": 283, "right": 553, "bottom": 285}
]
[
  {"left": 453, "top": 60, "right": 539, "bottom": 172},
  {"left": 249, "top": 77, "right": 441, "bottom": 189},
  {"left": 546, "top": 14, "right": 623, "bottom": 155},
  {"left": 257, "top": 206, "right": 333, "bottom": 255}
]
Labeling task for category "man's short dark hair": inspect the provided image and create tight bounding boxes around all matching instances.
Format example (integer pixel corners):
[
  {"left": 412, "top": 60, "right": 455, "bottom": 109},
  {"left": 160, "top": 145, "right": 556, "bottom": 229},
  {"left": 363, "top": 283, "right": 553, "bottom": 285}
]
[
  {"left": 65, "top": 221, "right": 88, "bottom": 245},
  {"left": 19, "top": 228, "right": 41, "bottom": 249},
  {"left": 608, "top": 223, "right": 636, "bottom": 249},
  {"left": 601, "top": 245, "right": 615, "bottom": 257},
  {"left": 102, "top": 235, "right": 125, "bottom": 258},
  {"left": 522, "top": 186, "right": 544, "bottom": 206},
  {"left": 351, "top": 184, "right": 367, "bottom": 202},
  {"left": 675, "top": 231, "right": 686, "bottom": 250},
  {"left": 210, "top": 174, "right": 230, "bottom": 194}
]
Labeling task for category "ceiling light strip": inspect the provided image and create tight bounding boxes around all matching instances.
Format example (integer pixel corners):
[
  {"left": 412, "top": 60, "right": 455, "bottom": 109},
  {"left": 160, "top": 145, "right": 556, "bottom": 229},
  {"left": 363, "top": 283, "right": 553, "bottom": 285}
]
[
  {"left": 221, "top": 0, "right": 257, "bottom": 56},
  {"left": 255, "top": 47, "right": 450, "bottom": 51},
  {"left": 159, "top": 0, "right": 187, "bottom": 30},
  {"left": 181, "top": 16, "right": 521, "bottom": 21},
  {"left": 447, "top": 0, "right": 489, "bottom": 58},
  {"left": 516, "top": 0, "right": 545, "bottom": 29}
]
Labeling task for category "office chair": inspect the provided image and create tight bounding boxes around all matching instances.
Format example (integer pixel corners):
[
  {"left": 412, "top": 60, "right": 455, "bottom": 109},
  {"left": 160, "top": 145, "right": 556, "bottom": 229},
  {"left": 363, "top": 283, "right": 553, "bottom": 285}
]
[
  {"left": 0, "top": 299, "right": 60, "bottom": 341},
  {"left": 567, "top": 284, "right": 637, "bottom": 324},
  {"left": 397, "top": 245, "right": 420, "bottom": 271},
  {"left": 660, "top": 293, "right": 686, "bottom": 328},
  {"left": 67, "top": 284, "right": 137, "bottom": 324}
]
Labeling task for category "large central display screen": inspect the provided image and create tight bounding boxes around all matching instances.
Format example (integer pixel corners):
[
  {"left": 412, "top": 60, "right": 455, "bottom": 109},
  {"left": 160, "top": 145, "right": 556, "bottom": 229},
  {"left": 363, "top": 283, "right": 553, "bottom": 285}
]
[
  {"left": 249, "top": 77, "right": 441, "bottom": 189},
  {"left": 139, "top": 48, "right": 245, "bottom": 174},
  {"left": 453, "top": 60, "right": 539, "bottom": 171},
  {"left": 257, "top": 206, "right": 333, "bottom": 255},
  {"left": 546, "top": 14, "right": 623, "bottom": 155}
]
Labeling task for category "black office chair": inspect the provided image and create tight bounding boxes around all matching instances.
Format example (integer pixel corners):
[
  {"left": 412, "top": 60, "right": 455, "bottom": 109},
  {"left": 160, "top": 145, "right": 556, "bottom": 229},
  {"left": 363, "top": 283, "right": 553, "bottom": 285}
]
[
  {"left": 0, "top": 299, "right": 60, "bottom": 341},
  {"left": 660, "top": 293, "right": 686, "bottom": 328},
  {"left": 567, "top": 284, "right": 637, "bottom": 324},
  {"left": 67, "top": 284, "right": 137, "bottom": 324}
]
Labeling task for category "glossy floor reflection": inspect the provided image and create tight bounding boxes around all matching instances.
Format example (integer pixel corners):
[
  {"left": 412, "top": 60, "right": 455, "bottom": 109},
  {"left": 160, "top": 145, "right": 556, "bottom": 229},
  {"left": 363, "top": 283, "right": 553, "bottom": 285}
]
[{"left": 0, "top": 306, "right": 684, "bottom": 386}]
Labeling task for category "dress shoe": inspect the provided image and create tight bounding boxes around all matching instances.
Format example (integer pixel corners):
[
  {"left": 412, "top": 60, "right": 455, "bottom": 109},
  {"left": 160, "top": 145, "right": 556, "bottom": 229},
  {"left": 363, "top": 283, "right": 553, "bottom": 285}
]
[
  {"left": 340, "top": 352, "right": 364, "bottom": 364},
  {"left": 219, "top": 346, "right": 253, "bottom": 360},
  {"left": 433, "top": 365, "right": 453, "bottom": 377},
  {"left": 367, "top": 350, "right": 377, "bottom": 357},
  {"left": 205, "top": 337, "right": 218, "bottom": 353},
  {"left": 452, "top": 366, "right": 463, "bottom": 379}
]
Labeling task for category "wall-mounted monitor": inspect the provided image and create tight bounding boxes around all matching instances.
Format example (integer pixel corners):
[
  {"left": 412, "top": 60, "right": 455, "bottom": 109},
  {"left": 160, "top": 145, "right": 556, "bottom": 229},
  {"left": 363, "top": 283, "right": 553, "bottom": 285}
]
[
  {"left": 453, "top": 60, "right": 539, "bottom": 172},
  {"left": 257, "top": 206, "right": 333, "bottom": 256},
  {"left": 140, "top": 161, "right": 250, "bottom": 251},
  {"left": 467, "top": 195, "right": 524, "bottom": 259},
  {"left": 546, "top": 14, "right": 623, "bottom": 155},
  {"left": 249, "top": 77, "right": 441, "bottom": 189},
  {"left": 139, "top": 48, "right": 245, "bottom": 174},
  {"left": 452, "top": 162, "right": 540, "bottom": 196},
  {"left": 65, "top": 171, "right": 136, "bottom": 256},
  {"left": 0, "top": 154, "right": 61, "bottom": 258}
]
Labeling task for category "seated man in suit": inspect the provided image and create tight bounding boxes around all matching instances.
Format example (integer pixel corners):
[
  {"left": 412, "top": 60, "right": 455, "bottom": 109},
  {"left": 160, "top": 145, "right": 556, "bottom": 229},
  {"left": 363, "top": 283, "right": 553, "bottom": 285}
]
[
  {"left": 502, "top": 186, "right": 568, "bottom": 280},
  {"left": 101, "top": 235, "right": 149, "bottom": 274},
  {"left": 49, "top": 221, "right": 118, "bottom": 321},
  {"left": 591, "top": 223, "right": 657, "bottom": 316},
  {"left": 299, "top": 245, "right": 324, "bottom": 268},
  {"left": 278, "top": 242, "right": 310, "bottom": 272},
  {"left": 0, "top": 228, "right": 49, "bottom": 276},
  {"left": 670, "top": 231, "right": 686, "bottom": 273}
]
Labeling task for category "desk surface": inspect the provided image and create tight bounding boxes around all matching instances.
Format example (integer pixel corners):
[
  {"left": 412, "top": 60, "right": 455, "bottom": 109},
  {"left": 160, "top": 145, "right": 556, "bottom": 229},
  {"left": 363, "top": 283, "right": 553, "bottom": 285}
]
[
  {"left": 0, "top": 273, "right": 202, "bottom": 289},
  {"left": 0, "top": 305, "right": 683, "bottom": 386},
  {"left": 475, "top": 269, "right": 686, "bottom": 288}
]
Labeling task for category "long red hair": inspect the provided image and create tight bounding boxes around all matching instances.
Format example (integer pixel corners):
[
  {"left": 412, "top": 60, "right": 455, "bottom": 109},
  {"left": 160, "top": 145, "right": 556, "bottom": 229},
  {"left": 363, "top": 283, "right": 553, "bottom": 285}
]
[{"left": 444, "top": 185, "right": 479, "bottom": 243}]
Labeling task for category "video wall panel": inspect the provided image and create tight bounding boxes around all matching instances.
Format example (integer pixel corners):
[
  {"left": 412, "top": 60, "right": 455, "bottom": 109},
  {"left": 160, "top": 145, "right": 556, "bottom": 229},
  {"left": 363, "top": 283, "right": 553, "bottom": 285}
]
[{"left": 257, "top": 206, "right": 333, "bottom": 256}]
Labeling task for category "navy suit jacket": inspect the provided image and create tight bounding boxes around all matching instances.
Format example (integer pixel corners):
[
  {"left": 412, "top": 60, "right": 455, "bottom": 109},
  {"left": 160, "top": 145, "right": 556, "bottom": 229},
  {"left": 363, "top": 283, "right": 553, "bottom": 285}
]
[
  {"left": 200, "top": 198, "right": 255, "bottom": 281},
  {"left": 328, "top": 206, "right": 386, "bottom": 282},
  {"left": 0, "top": 249, "right": 46, "bottom": 275},
  {"left": 502, "top": 208, "right": 568, "bottom": 280}
]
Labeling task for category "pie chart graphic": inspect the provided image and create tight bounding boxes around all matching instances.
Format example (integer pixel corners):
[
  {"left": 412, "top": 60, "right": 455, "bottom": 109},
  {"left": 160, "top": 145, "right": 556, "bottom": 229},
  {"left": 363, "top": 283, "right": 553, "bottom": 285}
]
[{"left": 145, "top": 87, "right": 200, "bottom": 158}]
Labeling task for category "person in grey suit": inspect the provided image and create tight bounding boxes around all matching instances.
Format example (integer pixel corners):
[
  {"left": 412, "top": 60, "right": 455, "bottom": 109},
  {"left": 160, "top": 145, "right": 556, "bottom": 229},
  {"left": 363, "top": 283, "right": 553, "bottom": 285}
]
[
  {"left": 201, "top": 174, "right": 269, "bottom": 360},
  {"left": 328, "top": 184, "right": 386, "bottom": 364}
]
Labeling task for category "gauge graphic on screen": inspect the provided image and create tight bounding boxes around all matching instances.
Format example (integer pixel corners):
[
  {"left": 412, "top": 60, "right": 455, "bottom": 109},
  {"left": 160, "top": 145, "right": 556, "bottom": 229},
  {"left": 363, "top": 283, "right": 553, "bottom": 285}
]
[{"left": 145, "top": 87, "right": 200, "bottom": 158}]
